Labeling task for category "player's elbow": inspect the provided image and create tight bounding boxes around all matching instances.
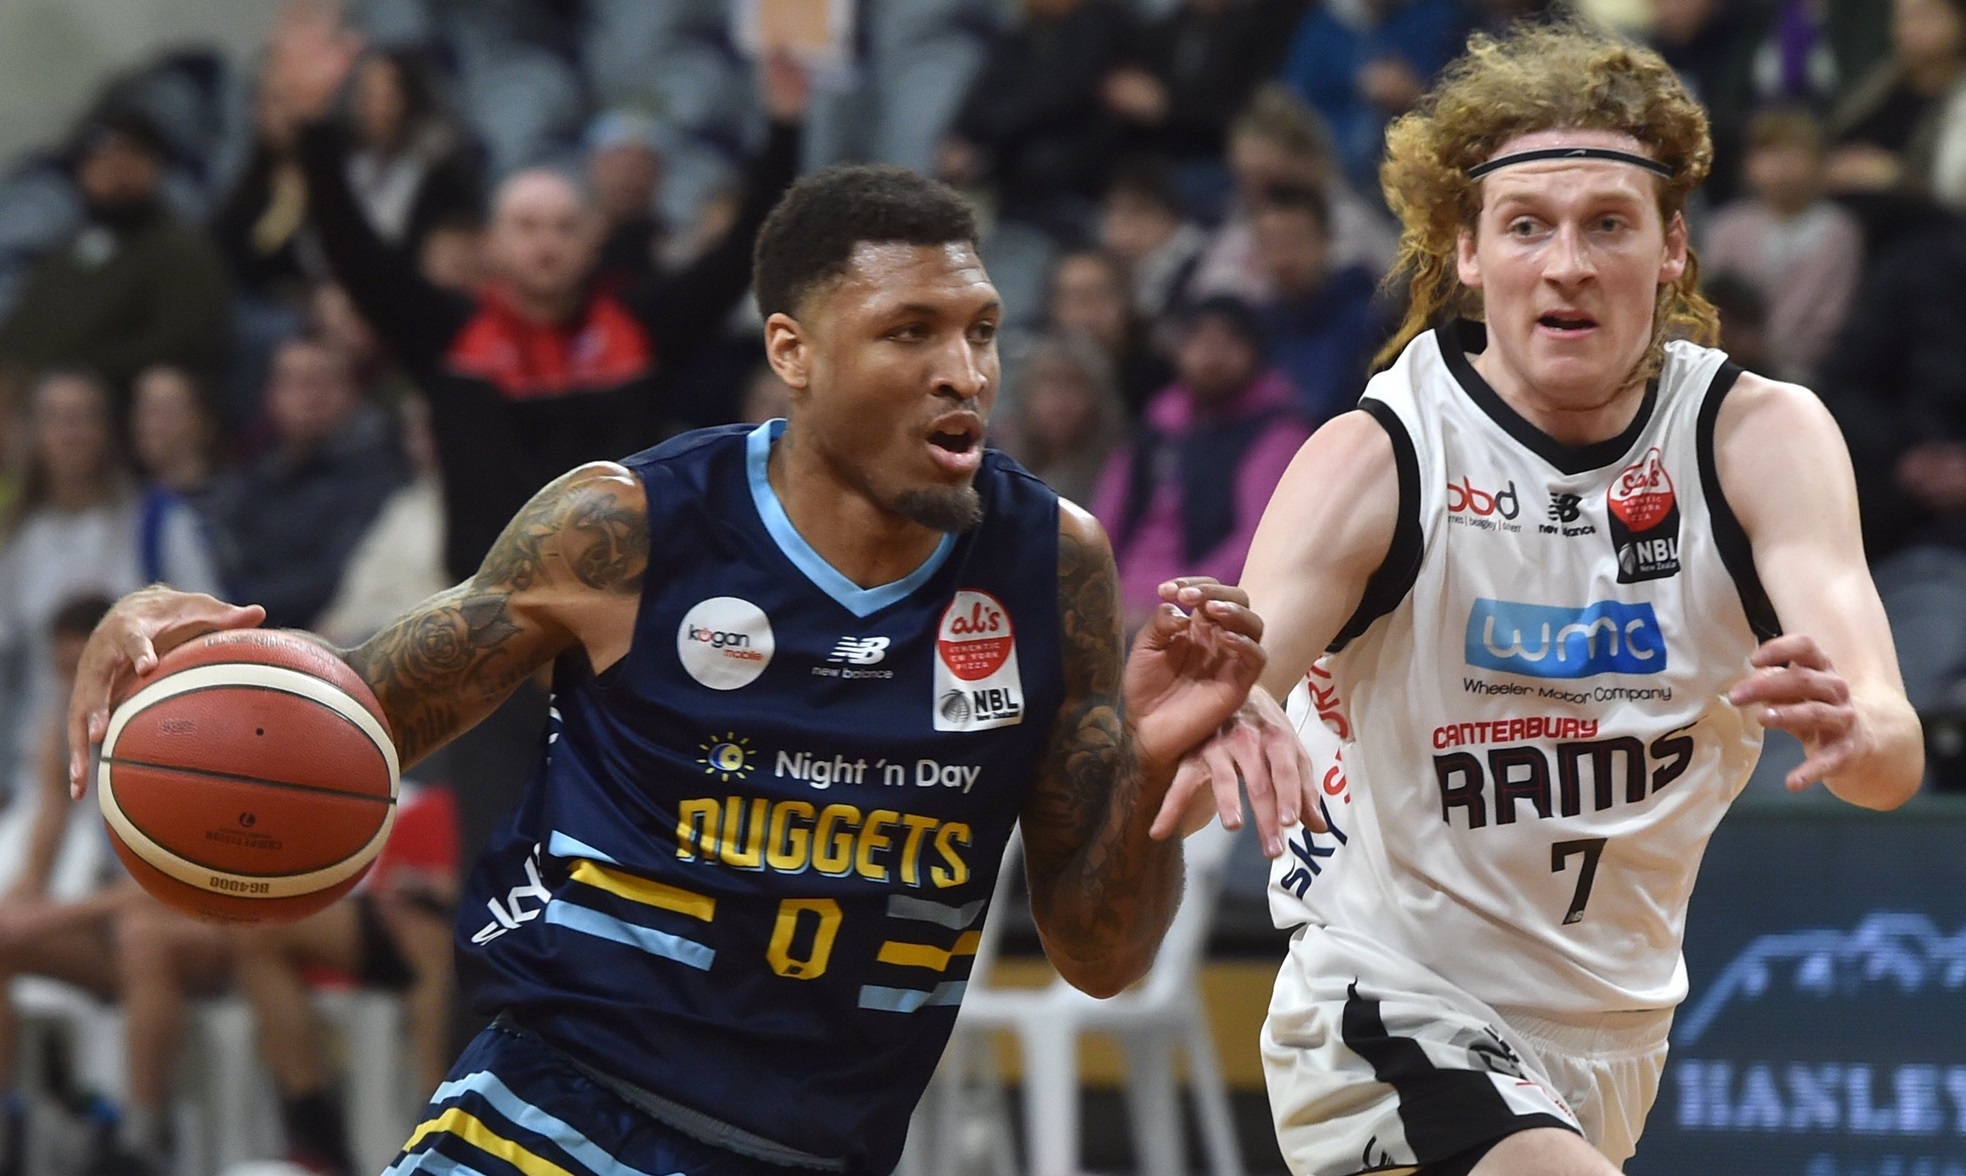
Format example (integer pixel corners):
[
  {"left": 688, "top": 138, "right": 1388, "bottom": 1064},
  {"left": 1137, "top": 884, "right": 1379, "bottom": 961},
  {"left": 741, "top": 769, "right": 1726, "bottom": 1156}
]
[
  {"left": 1034, "top": 921, "right": 1158, "bottom": 997},
  {"left": 1053, "top": 951, "right": 1153, "bottom": 999},
  {"left": 1844, "top": 758, "right": 1923, "bottom": 811},
  {"left": 1833, "top": 733, "right": 1924, "bottom": 811}
]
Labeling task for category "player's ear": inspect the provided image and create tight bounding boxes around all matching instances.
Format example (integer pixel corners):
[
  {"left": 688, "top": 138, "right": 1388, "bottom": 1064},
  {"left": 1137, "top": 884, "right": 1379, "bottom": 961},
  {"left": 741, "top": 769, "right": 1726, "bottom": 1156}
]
[
  {"left": 1456, "top": 225, "right": 1483, "bottom": 290},
  {"left": 764, "top": 312, "right": 812, "bottom": 392},
  {"left": 1659, "top": 211, "right": 1689, "bottom": 285}
]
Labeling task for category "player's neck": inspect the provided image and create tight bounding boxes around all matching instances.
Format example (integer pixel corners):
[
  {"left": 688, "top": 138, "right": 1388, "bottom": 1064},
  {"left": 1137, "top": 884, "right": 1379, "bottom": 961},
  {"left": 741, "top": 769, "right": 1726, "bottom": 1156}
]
[
  {"left": 767, "top": 436, "right": 949, "bottom": 589},
  {"left": 1472, "top": 350, "right": 1649, "bottom": 448}
]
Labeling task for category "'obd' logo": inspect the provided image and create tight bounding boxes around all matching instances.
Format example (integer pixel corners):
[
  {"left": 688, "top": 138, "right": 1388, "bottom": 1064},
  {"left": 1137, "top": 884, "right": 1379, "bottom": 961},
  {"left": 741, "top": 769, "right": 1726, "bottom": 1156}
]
[
  {"left": 677, "top": 597, "right": 774, "bottom": 689},
  {"left": 1465, "top": 598, "right": 1666, "bottom": 679}
]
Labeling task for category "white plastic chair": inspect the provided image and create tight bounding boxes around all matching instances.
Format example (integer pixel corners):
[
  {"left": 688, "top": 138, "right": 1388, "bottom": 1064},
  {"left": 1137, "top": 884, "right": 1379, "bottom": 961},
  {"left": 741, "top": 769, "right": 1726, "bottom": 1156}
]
[
  {"left": 920, "top": 823, "right": 1246, "bottom": 1176},
  {"left": 10, "top": 977, "right": 125, "bottom": 1102},
  {"left": 194, "top": 988, "right": 415, "bottom": 1176}
]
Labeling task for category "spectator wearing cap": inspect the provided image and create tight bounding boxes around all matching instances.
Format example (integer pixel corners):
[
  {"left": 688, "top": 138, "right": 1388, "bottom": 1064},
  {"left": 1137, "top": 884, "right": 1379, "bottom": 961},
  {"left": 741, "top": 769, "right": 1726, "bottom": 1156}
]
[
  {"left": 1091, "top": 296, "right": 1311, "bottom": 627},
  {"left": 0, "top": 111, "right": 232, "bottom": 399},
  {"left": 1250, "top": 182, "right": 1385, "bottom": 425},
  {"left": 586, "top": 109, "right": 668, "bottom": 288}
]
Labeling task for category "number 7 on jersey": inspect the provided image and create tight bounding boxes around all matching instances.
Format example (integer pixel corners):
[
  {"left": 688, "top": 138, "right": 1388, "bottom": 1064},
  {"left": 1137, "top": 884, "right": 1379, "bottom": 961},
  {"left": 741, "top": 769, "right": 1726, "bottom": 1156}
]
[{"left": 1551, "top": 837, "right": 1608, "bottom": 925}]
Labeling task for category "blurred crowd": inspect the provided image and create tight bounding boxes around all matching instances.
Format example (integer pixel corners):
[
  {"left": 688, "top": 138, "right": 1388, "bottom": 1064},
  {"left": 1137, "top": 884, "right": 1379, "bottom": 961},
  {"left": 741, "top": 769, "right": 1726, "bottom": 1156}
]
[{"left": 0, "top": 0, "right": 1964, "bottom": 1171}]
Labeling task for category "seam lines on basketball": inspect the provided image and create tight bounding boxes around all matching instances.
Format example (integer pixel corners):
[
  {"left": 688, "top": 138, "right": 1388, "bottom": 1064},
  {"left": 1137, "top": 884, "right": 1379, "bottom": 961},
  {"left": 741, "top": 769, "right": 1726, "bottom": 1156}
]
[
  {"left": 99, "top": 756, "right": 398, "bottom": 805},
  {"left": 107, "top": 681, "right": 388, "bottom": 782},
  {"left": 106, "top": 666, "right": 400, "bottom": 783},
  {"left": 99, "top": 660, "right": 400, "bottom": 900}
]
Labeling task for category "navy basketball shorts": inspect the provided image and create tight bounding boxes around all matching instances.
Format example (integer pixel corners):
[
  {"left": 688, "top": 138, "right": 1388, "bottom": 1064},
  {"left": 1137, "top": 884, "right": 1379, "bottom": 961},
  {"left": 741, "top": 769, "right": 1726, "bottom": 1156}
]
[{"left": 388, "top": 1021, "right": 827, "bottom": 1176}]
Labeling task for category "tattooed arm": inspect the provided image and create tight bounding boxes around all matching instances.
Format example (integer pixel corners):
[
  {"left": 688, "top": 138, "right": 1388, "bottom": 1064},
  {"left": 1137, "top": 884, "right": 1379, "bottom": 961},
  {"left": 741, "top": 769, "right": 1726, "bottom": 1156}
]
[
  {"left": 1019, "top": 504, "right": 1269, "bottom": 997},
  {"left": 68, "top": 463, "right": 647, "bottom": 789},
  {"left": 341, "top": 463, "right": 647, "bottom": 765}
]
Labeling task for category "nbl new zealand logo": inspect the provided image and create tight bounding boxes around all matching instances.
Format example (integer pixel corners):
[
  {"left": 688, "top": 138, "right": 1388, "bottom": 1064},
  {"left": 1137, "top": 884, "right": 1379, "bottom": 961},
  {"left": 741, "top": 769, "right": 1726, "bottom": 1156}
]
[{"left": 1607, "top": 447, "right": 1681, "bottom": 583}]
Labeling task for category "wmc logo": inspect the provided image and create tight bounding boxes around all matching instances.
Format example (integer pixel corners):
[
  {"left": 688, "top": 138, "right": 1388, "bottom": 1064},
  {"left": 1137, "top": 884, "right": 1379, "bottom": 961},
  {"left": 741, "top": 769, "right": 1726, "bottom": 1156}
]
[{"left": 1465, "top": 598, "right": 1666, "bottom": 678}]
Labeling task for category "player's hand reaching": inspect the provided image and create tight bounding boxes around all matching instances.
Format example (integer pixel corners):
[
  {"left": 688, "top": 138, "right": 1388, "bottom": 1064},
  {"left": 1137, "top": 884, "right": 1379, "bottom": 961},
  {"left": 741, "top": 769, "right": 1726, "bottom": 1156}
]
[
  {"left": 1727, "top": 633, "right": 1872, "bottom": 793},
  {"left": 66, "top": 587, "right": 266, "bottom": 799},
  {"left": 1149, "top": 686, "right": 1322, "bottom": 857},
  {"left": 1122, "top": 578, "right": 1267, "bottom": 766}
]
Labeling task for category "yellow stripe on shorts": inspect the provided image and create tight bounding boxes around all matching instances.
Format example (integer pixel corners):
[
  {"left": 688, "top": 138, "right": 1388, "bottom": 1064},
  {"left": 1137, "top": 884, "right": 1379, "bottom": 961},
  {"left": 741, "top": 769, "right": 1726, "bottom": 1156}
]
[
  {"left": 569, "top": 859, "right": 716, "bottom": 921},
  {"left": 876, "top": 930, "right": 982, "bottom": 971},
  {"left": 404, "top": 1107, "right": 580, "bottom": 1176}
]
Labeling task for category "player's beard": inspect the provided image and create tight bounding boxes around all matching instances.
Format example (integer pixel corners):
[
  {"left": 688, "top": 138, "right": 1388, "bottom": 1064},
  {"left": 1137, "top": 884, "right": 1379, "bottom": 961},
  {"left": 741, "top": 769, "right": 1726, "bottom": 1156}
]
[{"left": 895, "top": 484, "right": 983, "bottom": 533}]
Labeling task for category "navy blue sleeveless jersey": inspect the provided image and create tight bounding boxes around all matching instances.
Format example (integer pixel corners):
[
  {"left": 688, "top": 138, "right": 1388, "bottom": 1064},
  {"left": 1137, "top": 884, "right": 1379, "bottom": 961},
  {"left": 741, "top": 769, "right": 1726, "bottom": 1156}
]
[{"left": 456, "top": 420, "right": 1065, "bottom": 1174}]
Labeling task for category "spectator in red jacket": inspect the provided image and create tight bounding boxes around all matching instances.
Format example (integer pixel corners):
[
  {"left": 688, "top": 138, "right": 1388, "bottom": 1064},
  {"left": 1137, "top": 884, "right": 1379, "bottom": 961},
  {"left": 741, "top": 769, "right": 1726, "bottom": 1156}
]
[{"left": 264, "top": 7, "right": 808, "bottom": 581}]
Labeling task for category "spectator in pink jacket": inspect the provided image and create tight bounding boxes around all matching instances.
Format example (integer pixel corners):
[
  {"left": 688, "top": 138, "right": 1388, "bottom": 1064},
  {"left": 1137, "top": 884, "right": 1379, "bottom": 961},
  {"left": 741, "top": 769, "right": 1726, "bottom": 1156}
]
[
  {"left": 1703, "top": 106, "right": 1864, "bottom": 380},
  {"left": 1092, "top": 296, "right": 1311, "bottom": 628}
]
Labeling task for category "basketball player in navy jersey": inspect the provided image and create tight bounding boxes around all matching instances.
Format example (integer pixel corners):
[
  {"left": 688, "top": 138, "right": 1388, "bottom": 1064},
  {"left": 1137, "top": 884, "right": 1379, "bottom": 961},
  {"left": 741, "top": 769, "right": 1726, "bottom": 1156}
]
[
  {"left": 1152, "top": 21, "right": 1924, "bottom": 1176},
  {"left": 68, "top": 165, "right": 1308, "bottom": 1176}
]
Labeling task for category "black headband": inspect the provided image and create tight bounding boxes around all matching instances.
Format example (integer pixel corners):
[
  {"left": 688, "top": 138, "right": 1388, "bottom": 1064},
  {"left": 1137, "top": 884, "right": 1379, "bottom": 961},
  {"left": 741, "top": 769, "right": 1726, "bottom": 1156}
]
[{"left": 1467, "top": 147, "right": 1673, "bottom": 180}]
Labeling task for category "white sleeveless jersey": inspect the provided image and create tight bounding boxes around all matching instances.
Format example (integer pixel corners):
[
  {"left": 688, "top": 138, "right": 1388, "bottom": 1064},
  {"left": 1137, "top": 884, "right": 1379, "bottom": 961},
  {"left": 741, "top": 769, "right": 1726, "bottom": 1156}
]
[{"left": 1269, "top": 322, "right": 1776, "bottom": 1018}]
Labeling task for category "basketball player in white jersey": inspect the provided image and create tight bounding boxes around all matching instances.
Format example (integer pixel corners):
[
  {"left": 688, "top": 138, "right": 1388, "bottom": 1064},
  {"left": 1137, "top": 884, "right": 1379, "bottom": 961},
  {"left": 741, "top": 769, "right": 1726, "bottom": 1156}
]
[{"left": 1150, "top": 20, "right": 1925, "bottom": 1176}]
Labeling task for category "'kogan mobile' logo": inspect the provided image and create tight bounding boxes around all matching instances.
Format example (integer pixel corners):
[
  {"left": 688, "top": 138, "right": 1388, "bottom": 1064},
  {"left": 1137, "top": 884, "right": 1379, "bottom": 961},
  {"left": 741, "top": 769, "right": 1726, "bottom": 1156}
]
[
  {"left": 934, "top": 590, "right": 1024, "bottom": 731},
  {"left": 1465, "top": 598, "right": 1666, "bottom": 679},
  {"left": 677, "top": 597, "right": 774, "bottom": 689},
  {"left": 1608, "top": 447, "right": 1681, "bottom": 582}
]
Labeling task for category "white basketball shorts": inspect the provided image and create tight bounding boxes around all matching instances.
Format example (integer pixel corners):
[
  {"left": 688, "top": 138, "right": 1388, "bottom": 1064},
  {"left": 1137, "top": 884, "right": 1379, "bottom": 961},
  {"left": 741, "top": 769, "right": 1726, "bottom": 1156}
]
[{"left": 1263, "top": 925, "right": 1671, "bottom": 1175}]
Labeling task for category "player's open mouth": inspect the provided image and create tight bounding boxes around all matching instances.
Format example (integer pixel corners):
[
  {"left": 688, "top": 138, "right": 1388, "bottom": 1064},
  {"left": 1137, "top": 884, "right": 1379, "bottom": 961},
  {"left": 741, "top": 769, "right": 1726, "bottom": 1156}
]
[
  {"left": 1537, "top": 311, "right": 1597, "bottom": 335},
  {"left": 926, "top": 421, "right": 983, "bottom": 475}
]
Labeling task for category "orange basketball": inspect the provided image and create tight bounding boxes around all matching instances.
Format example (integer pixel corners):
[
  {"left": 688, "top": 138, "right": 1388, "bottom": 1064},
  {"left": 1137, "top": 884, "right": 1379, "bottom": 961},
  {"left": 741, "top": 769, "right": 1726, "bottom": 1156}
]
[{"left": 98, "top": 629, "right": 399, "bottom": 924}]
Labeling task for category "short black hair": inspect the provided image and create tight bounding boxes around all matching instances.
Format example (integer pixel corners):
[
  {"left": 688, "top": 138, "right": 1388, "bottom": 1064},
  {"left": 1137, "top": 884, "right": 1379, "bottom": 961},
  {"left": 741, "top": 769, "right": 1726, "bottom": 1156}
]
[
  {"left": 1185, "top": 295, "right": 1270, "bottom": 360},
  {"left": 1260, "top": 181, "right": 1331, "bottom": 235},
  {"left": 1105, "top": 155, "right": 1186, "bottom": 219},
  {"left": 753, "top": 164, "right": 980, "bottom": 319},
  {"left": 51, "top": 593, "right": 115, "bottom": 639}
]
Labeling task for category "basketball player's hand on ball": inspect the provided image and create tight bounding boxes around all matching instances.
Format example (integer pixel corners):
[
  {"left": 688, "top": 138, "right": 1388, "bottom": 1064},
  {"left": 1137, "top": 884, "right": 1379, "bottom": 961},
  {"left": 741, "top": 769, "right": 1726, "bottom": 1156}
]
[
  {"left": 66, "top": 587, "right": 266, "bottom": 798},
  {"left": 1727, "top": 633, "right": 1866, "bottom": 792}
]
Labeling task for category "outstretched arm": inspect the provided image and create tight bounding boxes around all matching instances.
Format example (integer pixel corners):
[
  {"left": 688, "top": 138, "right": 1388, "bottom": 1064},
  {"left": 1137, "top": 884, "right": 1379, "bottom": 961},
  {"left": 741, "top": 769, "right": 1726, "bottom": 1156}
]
[
  {"left": 1019, "top": 505, "right": 1271, "bottom": 997},
  {"left": 68, "top": 464, "right": 648, "bottom": 792},
  {"left": 1150, "top": 409, "right": 1399, "bottom": 850},
  {"left": 1717, "top": 374, "right": 1923, "bottom": 807}
]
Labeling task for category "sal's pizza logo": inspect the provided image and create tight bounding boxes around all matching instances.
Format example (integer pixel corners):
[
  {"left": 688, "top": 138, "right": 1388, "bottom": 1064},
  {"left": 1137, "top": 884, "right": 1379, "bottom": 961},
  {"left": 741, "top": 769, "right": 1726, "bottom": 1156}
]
[
  {"left": 1607, "top": 447, "right": 1680, "bottom": 583},
  {"left": 934, "top": 590, "right": 1024, "bottom": 731}
]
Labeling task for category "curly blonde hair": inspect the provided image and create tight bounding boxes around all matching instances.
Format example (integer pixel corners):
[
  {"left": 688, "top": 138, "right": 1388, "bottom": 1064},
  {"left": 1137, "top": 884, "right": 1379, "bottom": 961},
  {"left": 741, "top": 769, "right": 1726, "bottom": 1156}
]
[{"left": 1375, "top": 19, "right": 1718, "bottom": 374}]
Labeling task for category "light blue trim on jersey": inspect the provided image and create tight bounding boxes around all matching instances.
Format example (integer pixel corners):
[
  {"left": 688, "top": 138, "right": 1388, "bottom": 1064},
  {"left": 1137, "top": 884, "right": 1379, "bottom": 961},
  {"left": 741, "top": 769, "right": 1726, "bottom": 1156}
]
[
  {"left": 886, "top": 895, "right": 985, "bottom": 930},
  {"left": 547, "top": 831, "right": 620, "bottom": 865},
  {"left": 545, "top": 902, "right": 716, "bottom": 970},
  {"left": 746, "top": 420, "right": 956, "bottom": 618},
  {"left": 414, "top": 1069, "right": 670, "bottom": 1176},
  {"left": 383, "top": 1150, "right": 494, "bottom": 1176},
  {"left": 858, "top": 981, "right": 967, "bottom": 1013}
]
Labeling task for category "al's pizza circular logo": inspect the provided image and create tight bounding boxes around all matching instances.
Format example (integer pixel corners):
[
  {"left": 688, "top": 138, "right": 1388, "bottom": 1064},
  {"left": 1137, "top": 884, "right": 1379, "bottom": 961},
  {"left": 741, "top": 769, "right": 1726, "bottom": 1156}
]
[
  {"left": 1608, "top": 447, "right": 1675, "bottom": 531},
  {"left": 937, "top": 590, "right": 1014, "bottom": 682}
]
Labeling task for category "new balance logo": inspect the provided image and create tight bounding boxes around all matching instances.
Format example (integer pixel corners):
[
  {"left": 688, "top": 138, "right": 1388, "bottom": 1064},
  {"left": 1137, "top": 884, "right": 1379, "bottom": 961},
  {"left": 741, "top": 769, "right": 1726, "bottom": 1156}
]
[
  {"left": 827, "top": 636, "right": 891, "bottom": 666},
  {"left": 1548, "top": 493, "right": 1582, "bottom": 524}
]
